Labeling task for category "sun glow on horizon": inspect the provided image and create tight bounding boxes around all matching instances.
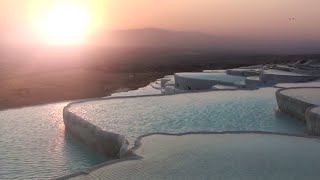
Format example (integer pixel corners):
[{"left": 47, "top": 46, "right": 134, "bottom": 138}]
[{"left": 40, "top": 4, "right": 91, "bottom": 45}]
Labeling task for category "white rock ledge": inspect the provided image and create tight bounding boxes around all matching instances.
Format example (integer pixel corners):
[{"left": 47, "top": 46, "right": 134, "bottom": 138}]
[
  {"left": 63, "top": 105, "right": 129, "bottom": 158},
  {"left": 306, "top": 107, "right": 320, "bottom": 135},
  {"left": 276, "top": 87, "right": 320, "bottom": 135},
  {"left": 55, "top": 132, "right": 320, "bottom": 180},
  {"left": 226, "top": 69, "right": 261, "bottom": 76},
  {"left": 260, "top": 70, "right": 319, "bottom": 84},
  {"left": 174, "top": 72, "right": 245, "bottom": 90},
  {"left": 63, "top": 94, "right": 169, "bottom": 159}
]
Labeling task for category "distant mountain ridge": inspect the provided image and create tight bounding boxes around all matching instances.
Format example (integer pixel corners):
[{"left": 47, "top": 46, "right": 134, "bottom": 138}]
[
  {"left": 94, "top": 28, "right": 320, "bottom": 54},
  {"left": 1, "top": 27, "right": 319, "bottom": 54},
  {"left": 98, "top": 28, "right": 221, "bottom": 50}
]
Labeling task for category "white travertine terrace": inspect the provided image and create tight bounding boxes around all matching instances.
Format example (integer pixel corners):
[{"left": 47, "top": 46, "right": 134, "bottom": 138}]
[
  {"left": 260, "top": 69, "right": 318, "bottom": 84},
  {"left": 281, "top": 88, "right": 320, "bottom": 106},
  {"left": 174, "top": 72, "right": 246, "bottom": 91},
  {"left": 60, "top": 60, "right": 320, "bottom": 179},
  {"left": 111, "top": 84, "right": 162, "bottom": 97},
  {"left": 63, "top": 107, "right": 129, "bottom": 158},
  {"left": 307, "top": 107, "right": 320, "bottom": 135},
  {"left": 276, "top": 87, "right": 320, "bottom": 135},
  {"left": 65, "top": 87, "right": 306, "bottom": 148},
  {"left": 245, "top": 76, "right": 262, "bottom": 87},
  {"left": 63, "top": 133, "right": 320, "bottom": 180},
  {"left": 109, "top": 62, "right": 320, "bottom": 95},
  {"left": 226, "top": 68, "right": 261, "bottom": 76},
  {"left": 274, "top": 79, "right": 320, "bottom": 88},
  {"left": 63, "top": 62, "right": 320, "bottom": 159}
]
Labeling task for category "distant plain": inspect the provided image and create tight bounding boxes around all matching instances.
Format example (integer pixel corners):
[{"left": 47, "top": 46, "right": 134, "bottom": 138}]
[{"left": 1, "top": 46, "right": 318, "bottom": 110}]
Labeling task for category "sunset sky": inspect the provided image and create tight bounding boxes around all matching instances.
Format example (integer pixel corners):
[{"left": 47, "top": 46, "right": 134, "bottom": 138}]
[{"left": 1, "top": 0, "right": 320, "bottom": 45}]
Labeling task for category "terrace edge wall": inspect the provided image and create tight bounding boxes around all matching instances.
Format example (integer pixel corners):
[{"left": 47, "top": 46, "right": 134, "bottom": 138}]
[
  {"left": 174, "top": 73, "right": 242, "bottom": 90},
  {"left": 245, "top": 76, "right": 262, "bottom": 87},
  {"left": 174, "top": 73, "right": 214, "bottom": 90},
  {"left": 63, "top": 107, "right": 129, "bottom": 158},
  {"left": 306, "top": 107, "right": 320, "bottom": 135},
  {"left": 260, "top": 73, "right": 317, "bottom": 84},
  {"left": 226, "top": 69, "right": 260, "bottom": 77},
  {"left": 276, "top": 88, "right": 316, "bottom": 121},
  {"left": 276, "top": 87, "right": 320, "bottom": 135}
]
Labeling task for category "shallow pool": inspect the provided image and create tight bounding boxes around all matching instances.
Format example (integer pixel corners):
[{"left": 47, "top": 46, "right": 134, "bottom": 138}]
[
  {"left": 0, "top": 103, "right": 109, "bottom": 179},
  {"left": 176, "top": 72, "right": 245, "bottom": 83},
  {"left": 70, "top": 134, "right": 320, "bottom": 180},
  {"left": 111, "top": 84, "right": 161, "bottom": 97},
  {"left": 69, "top": 87, "right": 305, "bottom": 145}
]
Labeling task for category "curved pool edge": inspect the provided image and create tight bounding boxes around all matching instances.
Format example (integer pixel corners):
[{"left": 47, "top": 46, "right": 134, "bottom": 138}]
[
  {"left": 260, "top": 71, "right": 319, "bottom": 84},
  {"left": 63, "top": 109, "right": 129, "bottom": 158},
  {"left": 54, "top": 131, "right": 320, "bottom": 180},
  {"left": 62, "top": 87, "right": 263, "bottom": 160},
  {"left": 276, "top": 87, "right": 320, "bottom": 135},
  {"left": 60, "top": 86, "right": 316, "bottom": 179},
  {"left": 174, "top": 72, "right": 246, "bottom": 91},
  {"left": 62, "top": 94, "right": 172, "bottom": 159},
  {"left": 62, "top": 86, "right": 281, "bottom": 159},
  {"left": 306, "top": 107, "right": 320, "bottom": 135},
  {"left": 275, "top": 87, "right": 319, "bottom": 121}
]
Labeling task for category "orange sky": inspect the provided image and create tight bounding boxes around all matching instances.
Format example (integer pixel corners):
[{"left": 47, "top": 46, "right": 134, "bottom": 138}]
[{"left": 1, "top": 0, "right": 320, "bottom": 43}]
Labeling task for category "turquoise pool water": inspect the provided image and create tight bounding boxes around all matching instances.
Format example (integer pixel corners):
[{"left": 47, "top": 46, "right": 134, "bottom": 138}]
[
  {"left": 176, "top": 72, "right": 245, "bottom": 83},
  {"left": 0, "top": 103, "right": 109, "bottom": 179},
  {"left": 70, "top": 87, "right": 305, "bottom": 144}
]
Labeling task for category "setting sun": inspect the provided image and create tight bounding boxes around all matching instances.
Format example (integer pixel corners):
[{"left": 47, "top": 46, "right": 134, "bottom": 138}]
[{"left": 42, "top": 4, "right": 90, "bottom": 45}]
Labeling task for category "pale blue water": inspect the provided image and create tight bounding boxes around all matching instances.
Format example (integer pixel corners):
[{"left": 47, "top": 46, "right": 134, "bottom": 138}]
[
  {"left": 1, "top": 87, "right": 307, "bottom": 179},
  {"left": 0, "top": 103, "right": 109, "bottom": 179},
  {"left": 177, "top": 72, "right": 245, "bottom": 83},
  {"left": 80, "top": 134, "right": 320, "bottom": 180},
  {"left": 70, "top": 87, "right": 305, "bottom": 144}
]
